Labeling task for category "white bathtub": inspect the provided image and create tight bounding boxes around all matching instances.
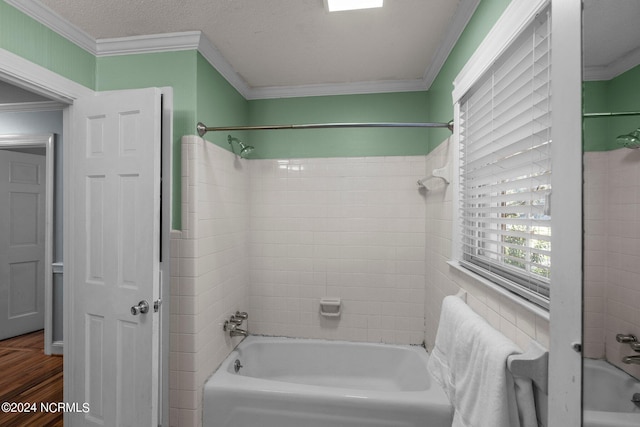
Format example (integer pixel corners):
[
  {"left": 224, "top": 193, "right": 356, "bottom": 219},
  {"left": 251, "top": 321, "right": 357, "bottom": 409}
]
[
  {"left": 583, "top": 358, "right": 640, "bottom": 427},
  {"left": 203, "top": 336, "right": 453, "bottom": 427}
]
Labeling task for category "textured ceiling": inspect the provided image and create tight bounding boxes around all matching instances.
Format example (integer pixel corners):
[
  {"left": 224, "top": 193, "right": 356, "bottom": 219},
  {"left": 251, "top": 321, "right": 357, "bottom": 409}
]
[
  {"left": 583, "top": 0, "right": 640, "bottom": 67},
  {"left": 37, "top": 0, "right": 462, "bottom": 89},
  {"left": 9, "top": 1, "right": 638, "bottom": 102},
  {"left": 583, "top": 0, "right": 640, "bottom": 79}
]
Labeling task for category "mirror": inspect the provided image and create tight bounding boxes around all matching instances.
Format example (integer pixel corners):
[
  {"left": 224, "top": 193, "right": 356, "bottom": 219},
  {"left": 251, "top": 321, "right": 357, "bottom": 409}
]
[{"left": 582, "top": 1, "right": 640, "bottom": 425}]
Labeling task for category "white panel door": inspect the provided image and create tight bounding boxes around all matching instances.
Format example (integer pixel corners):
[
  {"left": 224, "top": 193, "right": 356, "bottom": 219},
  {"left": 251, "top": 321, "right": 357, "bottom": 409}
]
[
  {"left": 69, "top": 88, "right": 161, "bottom": 427},
  {"left": 0, "top": 150, "right": 45, "bottom": 340}
]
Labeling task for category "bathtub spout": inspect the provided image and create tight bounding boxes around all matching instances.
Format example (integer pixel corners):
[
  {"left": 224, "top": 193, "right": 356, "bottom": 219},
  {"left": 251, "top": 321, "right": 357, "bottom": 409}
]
[
  {"left": 223, "top": 320, "right": 248, "bottom": 337},
  {"left": 230, "top": 327, "right": 248, "bottom": 337},
  {"left": 622, "top": 355, "right": 640, "bottom": 365}
]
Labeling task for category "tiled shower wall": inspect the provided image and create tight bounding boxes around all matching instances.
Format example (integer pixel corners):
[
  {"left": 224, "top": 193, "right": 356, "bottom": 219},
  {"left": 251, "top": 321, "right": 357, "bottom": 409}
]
[
  {"left": 246, "top": 156, "right": 427, "bottom": 343},
  {"left": 423, "top": 138, "right": 551, "bottom": 353},
  {"left": 169, "top": 135, "right": 555, "bottom": 427},
  {"left": 169, "top": 136, "right": 249, "bottom": 427},
  {"left": 584, "top": 149, "right": 640, "bottom": 379},
  {"left": 170, "top": 141, "right": 428, "bottom": 425}
]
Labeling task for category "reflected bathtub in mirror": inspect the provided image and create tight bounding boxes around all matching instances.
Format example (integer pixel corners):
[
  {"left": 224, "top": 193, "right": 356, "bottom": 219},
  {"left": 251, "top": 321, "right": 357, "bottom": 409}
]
[{"left": 583, "top": 359, "right": 640, "bottom": 427}]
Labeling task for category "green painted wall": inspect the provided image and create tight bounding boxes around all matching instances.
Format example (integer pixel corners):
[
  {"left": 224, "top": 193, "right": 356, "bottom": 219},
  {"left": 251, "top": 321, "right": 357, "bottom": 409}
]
[
  {"left": 583, "top": 64, "right": 640, "bottom": 151},
  {"left": 196, "top": 53, "right": 249, "bottom": 152},
  {"left": 583, "top": 80, "right": 609, "bottom": 152},
  {"left": 427, "top": 0, "right": 511, "bottom": 151},
  {"left": 95, "top": 52, "right": 252, "bottom": 228},
  {"left": 0, "top": 2, "right": 95, "bottom": 89},
  {"left": 97, "top": 51, "right": 199, "bottom": 228},
  {"left": 242, "top": 0, "right": 511, "bottom": 160},
  {"left": 96, "top": 51, "right": 198, "bottom": 143},
  {"left": 1, "top": 0, "right": 513, "bottom": 227},
  {"left": 247, "top": 92, "right": 430, "bottom": 159}
]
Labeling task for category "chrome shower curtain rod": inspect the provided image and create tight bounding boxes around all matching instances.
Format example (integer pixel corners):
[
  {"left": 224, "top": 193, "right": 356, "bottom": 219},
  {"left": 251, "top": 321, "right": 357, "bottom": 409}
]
[
  {"left": 583, "top": 111, "right": 640, "bottom": 117},
  {"left": 196, "top": 120, "right": 454, "bottom": 137}
]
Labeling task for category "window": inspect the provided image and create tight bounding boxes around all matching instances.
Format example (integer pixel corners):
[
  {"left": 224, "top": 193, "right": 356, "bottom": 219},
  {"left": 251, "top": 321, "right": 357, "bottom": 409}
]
[{"left": 457, "top": 6, "right": 551, "bottom": 308}]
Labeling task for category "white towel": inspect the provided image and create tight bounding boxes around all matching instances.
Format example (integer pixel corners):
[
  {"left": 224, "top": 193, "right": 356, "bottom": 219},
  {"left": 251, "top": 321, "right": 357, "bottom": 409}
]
[
  {"left": 427, "top": 295, "right": 465, "bottom": 401},
  {"left": 428, "top": 295, "right": 538, "bottom": 427}
]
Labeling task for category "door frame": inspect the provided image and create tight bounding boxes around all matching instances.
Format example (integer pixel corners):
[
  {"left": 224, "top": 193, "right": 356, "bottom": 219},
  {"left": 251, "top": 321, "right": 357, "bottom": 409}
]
[
  {"left": 0, "top": 48, "right": 173, "bottom": 426},
  {"left": 0, "top": 133, "right": 56, "bottom": 354}
]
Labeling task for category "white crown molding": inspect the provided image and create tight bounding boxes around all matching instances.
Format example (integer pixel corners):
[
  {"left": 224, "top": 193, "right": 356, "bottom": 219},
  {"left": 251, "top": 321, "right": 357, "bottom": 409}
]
[
  {"left": 9, "top": 0, "right": 479, "bottom": 100},
  {"left": 96, "top": 31, "right": 201, "bottom": 56},
  {"left": 452, "top": 0, "right": 549, "bottom": 103},
  {"left": 5, "top": 0, "right": 96, "bottom": 54},
  {"left": 423, "top": 0, "right": 481, "bottom": 90},
  {"left": 583, "top": 47, "right": 640, "bottom": 81},
  {"left": 197, "top": 33, "right": 252, "bottom": 99},
  {"left": 247, "top": 78, "right": 427, "bottom": 100},
  {"left": 583, "top": 65, "right": 614, "bottom": 82},
  {"left": 0, "top": 101, "right": 66, "bottom": 113}
]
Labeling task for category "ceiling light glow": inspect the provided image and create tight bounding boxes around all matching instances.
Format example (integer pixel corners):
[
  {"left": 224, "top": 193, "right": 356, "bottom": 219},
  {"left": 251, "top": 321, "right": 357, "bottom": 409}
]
[{"left": 324, "top": 0, "right": 384, "bottom": 12}]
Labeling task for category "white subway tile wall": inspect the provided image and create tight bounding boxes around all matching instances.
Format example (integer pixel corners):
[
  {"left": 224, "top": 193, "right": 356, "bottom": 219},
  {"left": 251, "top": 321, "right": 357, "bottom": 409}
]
[
  {"left": 422, "top": 139, "right": 550, "bottom": 353},
  {"left": 584, "top": 149, "right": 640, "bottom": 378},
  {"left": 246, "top": 156, "right": 428, "bottom": 343},
  {"left": 170, "top": 136, "right": 249, "bottom": 427},
  {"left": 170, "top": 136, "right": 554, "bottom": 427},
  {"left": 583, "top": 151, "right": 607, "bottom": 359}
]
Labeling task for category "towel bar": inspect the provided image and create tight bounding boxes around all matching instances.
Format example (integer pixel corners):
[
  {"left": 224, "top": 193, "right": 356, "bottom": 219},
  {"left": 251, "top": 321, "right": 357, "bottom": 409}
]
[
  {"left": 452, "top": 289, "right": 548, "bottom": 394},
  {"left": 507, "top": 339, "right": 549, "bottom": 394}
]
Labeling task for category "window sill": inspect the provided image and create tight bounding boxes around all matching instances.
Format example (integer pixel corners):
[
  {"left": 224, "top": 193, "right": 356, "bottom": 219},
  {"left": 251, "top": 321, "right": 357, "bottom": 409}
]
[{"left": 447, "top": 260, "right": 550, "bottom": 321}]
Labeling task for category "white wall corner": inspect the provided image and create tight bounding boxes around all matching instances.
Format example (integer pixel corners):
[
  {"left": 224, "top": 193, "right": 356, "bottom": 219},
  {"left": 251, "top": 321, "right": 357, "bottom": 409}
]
[{"left": 548, "top": 0, "right": 583, "bottom": 423}]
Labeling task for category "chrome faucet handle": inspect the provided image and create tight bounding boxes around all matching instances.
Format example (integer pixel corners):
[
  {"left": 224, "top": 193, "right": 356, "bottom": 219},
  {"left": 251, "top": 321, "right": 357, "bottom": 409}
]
[
  {"left": 622, "top": 355, "right": 640, "bottom": 365},
  {"left": 229, "top": 315, "right": 244, "bottom": 325},
  {"left": 223, "top": 320, "right": 237, "bottom": 332},
  {"left": 616, "top": 334, "right": 638, "bottom": 343},
  {"left": 235, "top": 311, "right": 248, "bottom": 320},
  {"left": 630, "top": 341, "right": 640, "bottom": 352},
  {"left": 632, "top": 393, "right": 640, "bottom": 409}
]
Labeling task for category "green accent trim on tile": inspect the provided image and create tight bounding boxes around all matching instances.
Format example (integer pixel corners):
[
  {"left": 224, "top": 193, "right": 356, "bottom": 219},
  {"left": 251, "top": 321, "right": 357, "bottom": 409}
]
[
  {"left": 246, "top": 92, "right": 430, "bottom": 159},
  {"left": 427, "top": 0, "right": 511, "bottom": 151},
  {"left": 0, "top": 2, "right": 95, "bottom": 89}
]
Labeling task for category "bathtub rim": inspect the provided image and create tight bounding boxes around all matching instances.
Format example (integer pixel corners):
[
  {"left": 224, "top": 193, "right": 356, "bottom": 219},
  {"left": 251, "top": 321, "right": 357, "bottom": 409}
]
[{"left": 204, "top": 334, "right": 451, "bottom": 407}]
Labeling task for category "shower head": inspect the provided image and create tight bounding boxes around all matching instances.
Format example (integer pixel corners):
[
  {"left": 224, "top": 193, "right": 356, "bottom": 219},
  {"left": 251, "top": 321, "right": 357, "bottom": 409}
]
[
  {"left": 227, "top": 135, "right": 254, "bottom": 158},
  {"left": 616, "top": 128, "right": 640, "bottom": 149},
  {"left": 238, "top": 141, "right": 254, "bottom": 157}
]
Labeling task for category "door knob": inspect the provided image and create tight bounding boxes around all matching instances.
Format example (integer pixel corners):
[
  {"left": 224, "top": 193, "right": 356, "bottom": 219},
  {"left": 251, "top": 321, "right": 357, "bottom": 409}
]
[{"left": 131, "top": 300, "right": 150, "bottom": 315}]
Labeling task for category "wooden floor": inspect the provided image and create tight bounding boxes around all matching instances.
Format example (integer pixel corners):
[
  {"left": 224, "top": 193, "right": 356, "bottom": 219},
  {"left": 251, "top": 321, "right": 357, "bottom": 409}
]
[{"left": 0, "top": 330, "right": 63, "bottom": 427}]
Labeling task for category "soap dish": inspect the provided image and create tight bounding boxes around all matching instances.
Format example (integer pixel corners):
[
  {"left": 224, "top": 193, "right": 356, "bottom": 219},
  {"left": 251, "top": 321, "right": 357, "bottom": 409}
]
[{"left": 319, "top": 297, "right": 341, "bottom": 317}]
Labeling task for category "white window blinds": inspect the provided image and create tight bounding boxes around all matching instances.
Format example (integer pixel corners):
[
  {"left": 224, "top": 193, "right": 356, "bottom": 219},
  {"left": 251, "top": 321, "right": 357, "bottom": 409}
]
[{"left": 458, "top": 7, "right": 551, "bottom": 308}]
